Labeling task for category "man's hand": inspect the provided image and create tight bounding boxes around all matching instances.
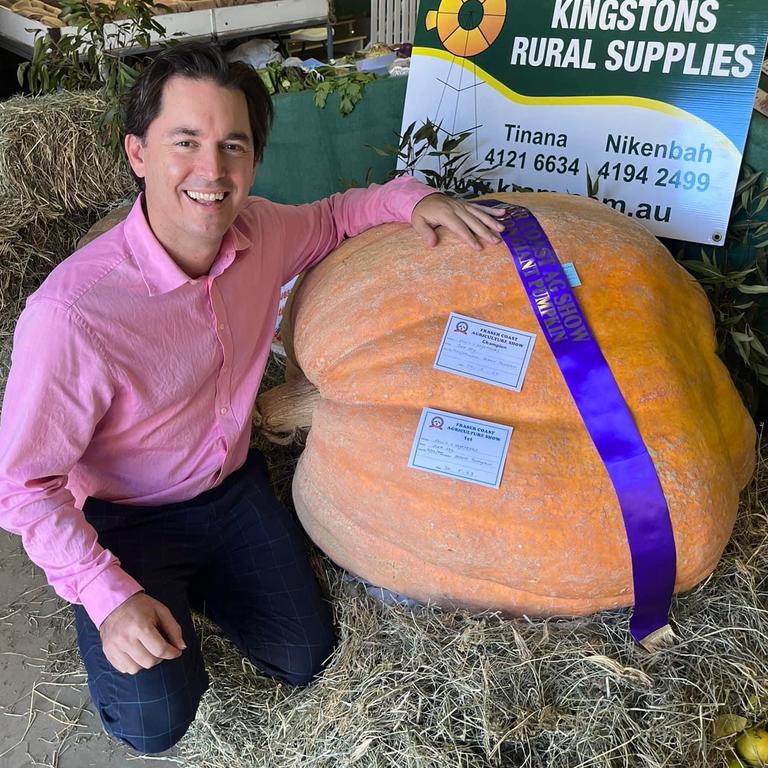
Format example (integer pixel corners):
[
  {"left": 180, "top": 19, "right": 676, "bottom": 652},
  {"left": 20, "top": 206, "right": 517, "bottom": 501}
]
[
  {"left": 411, "top": 194, "right": 507, "bottom": 251},
  {"left": 99, "top": 592, "right": 186, "bottom": 675}
]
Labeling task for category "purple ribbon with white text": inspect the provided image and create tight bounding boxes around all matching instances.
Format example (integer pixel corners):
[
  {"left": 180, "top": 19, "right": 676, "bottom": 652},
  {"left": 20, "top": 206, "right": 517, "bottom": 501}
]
[{"left": 482, "top": 200, "right": 676, "bottom": 644}]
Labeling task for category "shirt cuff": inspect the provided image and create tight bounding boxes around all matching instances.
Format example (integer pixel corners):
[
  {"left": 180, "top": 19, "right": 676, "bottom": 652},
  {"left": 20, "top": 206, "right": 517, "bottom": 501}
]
[
  {"left": 386, "top": 176, "right": 440, "bottom": 221},
  {"left": 77, "top": 563, "right": 144, "bottom": 629}
]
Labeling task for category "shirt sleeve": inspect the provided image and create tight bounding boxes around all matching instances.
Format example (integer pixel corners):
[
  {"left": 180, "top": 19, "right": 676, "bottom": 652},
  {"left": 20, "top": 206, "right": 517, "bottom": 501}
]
[
  {"left": 0, "top": 299, "right": 143, "bottom": 628},
  {"left": 264, "top": 175, "right": 437, "bottom": 283}
]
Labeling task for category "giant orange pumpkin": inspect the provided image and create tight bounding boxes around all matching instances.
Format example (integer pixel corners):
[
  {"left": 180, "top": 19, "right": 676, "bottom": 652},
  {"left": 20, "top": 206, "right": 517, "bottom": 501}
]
[{"left": 265, "top": 192, "right": 756, "bottom": 617}]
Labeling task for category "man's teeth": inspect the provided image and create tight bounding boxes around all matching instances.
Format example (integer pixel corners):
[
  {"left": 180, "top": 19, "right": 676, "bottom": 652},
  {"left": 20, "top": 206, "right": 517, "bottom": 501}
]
[{"left": 186, "top": 191, "right": 226, "bottom": 202}]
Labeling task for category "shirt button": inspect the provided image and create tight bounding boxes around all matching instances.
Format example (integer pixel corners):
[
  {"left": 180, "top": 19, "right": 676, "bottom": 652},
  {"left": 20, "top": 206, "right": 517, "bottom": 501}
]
[
  {"left": 218, "top": 322, "right": 225, "bottom": 331},
  {"left": 220, "top": 406, "right": 228, "bottom": 415}
]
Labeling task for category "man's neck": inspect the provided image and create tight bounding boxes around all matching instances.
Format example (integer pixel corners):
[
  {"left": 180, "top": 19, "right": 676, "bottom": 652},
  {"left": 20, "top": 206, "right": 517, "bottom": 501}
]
[
  {"left": 166, "top": 246, "right": 221, "bottom": 279},
  {"left": 142, "top": 197, "right": 222, "bottom": 279}
]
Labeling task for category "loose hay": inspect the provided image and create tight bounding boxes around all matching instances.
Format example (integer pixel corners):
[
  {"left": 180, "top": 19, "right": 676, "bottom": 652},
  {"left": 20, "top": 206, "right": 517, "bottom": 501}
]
[
  {"left": 11, "top": 403, "right": 762, "bottom": 764},
  {"left": 23, "top": 418, "right": 768, "bottom": 768}
]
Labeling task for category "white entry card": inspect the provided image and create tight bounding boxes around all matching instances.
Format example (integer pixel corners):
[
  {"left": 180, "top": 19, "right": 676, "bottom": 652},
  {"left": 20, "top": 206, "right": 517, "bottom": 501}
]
[
  {"left": 407, "top": 408, "right": 512, "bottom": 489},
  {"left": 434, "top": 313, "right": 536, "bottom": 392}
]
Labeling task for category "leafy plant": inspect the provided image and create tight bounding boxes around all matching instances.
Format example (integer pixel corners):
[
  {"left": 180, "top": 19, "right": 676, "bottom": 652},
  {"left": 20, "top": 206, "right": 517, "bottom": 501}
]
[
  {"left": 372, "top": 119, "right": 495, "bottom": 198},
  {"left": 255, "top": 62, "right": 376, "bottom": 116},
  {"left": 676, "top": 165, "right": 768, "bottom": 413},
  {"left": 17, "top": 0, "right": 170, "bottom": 157}
]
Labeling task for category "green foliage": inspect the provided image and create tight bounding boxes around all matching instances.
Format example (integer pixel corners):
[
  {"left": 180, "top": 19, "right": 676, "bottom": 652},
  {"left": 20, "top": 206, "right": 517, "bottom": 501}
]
[
  {"left": 376, "top": 119, "right": 494, "bottom": 198},
  {"left": 255, "top": 62, "right": 376, "bottom": 116},
  {"left": 676, "top": 165, "right": 768, "bottom": 413},
  {"left": 17, "top": 0, "right": 170, "bottom": 158},
  {"left": 585, "top": 165, "right": 601, "bottom": 199}
]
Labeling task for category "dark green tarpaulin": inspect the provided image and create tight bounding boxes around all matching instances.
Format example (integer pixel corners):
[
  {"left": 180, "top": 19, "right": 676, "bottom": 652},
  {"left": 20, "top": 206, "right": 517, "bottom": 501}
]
[
  {"left": 745, "top": 111, "right": 768, "bottom": 172},
  {"left": 250, "top": 76, "right": 408, "bottom": 204}
]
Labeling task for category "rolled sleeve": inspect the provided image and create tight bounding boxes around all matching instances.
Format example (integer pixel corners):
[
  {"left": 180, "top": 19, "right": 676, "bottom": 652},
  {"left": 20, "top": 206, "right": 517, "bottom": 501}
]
[{"left": 241, "top": 176, "right": 436, "bottom": 283}]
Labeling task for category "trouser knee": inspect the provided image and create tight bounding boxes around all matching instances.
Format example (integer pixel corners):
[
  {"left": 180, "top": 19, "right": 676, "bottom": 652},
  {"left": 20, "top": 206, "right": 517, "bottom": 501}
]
[
  {"left": 98, "top": 672, "right": 207, "bottom": 755},
  {"left": 111, "top": 719, "right": 192, "bottom": 755},
  {"left": 277, "top": 625, "right": 337, "bottom": 688}
]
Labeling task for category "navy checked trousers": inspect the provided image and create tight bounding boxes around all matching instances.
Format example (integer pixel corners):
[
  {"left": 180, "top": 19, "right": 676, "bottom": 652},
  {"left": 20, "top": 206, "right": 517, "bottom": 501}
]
[{"left": 72, "top": 451, "right": 335, "bottom": 754}]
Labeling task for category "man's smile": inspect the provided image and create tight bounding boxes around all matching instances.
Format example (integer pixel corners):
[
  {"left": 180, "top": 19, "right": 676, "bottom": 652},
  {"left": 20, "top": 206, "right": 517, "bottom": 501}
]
[{"left": 184, "top": 190, "right": 229, "bottom": 204}]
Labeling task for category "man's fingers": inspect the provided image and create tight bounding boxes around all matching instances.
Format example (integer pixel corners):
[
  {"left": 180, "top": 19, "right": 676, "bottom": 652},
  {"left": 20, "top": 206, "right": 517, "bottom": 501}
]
[
  {"left": 137, "top": 633, "right": 180, "bottom": 665},
  {"left": 467, "top": 204, "right": 507, "bottom": 232},
  {"left": 125, "top": 635, "right": 168, "bottom": 669},
  {"left": 466, "top": 215, "right": 503, "bottom": 244},
  {"left": 477, "top": 204, "right": 508, "bottom": 218},
  {"left": 106, "top": 647, "right": 142, "bottom": 676},
  {"left": 454, "top": 223, "right": 483, "bottom": 250},
  {"left": 452, "top": 210, "right": 497, "bottom": 249},
  {"left": 412, "top": 217, "right": 439, "bottom": 247},
  {"left": 154, "top": 602, "right": 186, "bottom": 651},
  {"left": 442, "top": 205, "right": 504, "bottom": 249},
  {"left": 410, "top": 196, "right": 507, "bottom": 250}
]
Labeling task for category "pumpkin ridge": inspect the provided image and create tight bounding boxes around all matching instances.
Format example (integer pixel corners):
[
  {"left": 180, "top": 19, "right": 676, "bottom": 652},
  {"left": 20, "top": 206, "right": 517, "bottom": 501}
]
[{"left": 297, "top": 459, "right": 727, "bottom": 610}]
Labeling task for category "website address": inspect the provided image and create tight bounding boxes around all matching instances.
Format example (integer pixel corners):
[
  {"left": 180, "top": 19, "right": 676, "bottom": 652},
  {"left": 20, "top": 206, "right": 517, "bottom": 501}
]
[
  {"left": 519, "top": 184, "right": 673, "bottom": 224},
  {"left": 601, "top": 197, "right": 671, "bottom": 223}
]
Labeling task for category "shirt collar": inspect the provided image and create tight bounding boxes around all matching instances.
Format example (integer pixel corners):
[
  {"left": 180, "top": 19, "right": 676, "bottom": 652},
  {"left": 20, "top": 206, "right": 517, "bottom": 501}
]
[{"left": 123, "top": 194, "right": 252, "bottom": 296}]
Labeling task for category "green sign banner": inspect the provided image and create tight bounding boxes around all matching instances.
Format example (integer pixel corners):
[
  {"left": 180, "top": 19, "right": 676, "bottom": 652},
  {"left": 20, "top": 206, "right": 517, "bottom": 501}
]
[{"left": 401, "top": 0, "right": 768, "bottom": 243}]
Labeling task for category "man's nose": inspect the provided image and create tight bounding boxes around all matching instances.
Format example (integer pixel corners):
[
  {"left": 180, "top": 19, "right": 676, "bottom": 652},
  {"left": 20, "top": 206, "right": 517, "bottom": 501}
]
[{"left": 196, "top": 146, "right": 225, "bottom": 180}]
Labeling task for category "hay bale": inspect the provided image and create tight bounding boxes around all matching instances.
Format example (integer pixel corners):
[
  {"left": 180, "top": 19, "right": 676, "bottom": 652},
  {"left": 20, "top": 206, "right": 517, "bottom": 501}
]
[
  {"left": 0, "top": 91, "right": 135, "bottom": 395},
  {"left": 0, "top": 91, "right": 134, "bottom": 227}
]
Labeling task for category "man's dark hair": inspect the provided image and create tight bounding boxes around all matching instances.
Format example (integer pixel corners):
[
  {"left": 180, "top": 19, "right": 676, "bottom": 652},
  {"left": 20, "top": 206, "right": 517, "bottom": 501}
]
[{"left": 124, "top": 41, "right": 273, "bottom": 162}]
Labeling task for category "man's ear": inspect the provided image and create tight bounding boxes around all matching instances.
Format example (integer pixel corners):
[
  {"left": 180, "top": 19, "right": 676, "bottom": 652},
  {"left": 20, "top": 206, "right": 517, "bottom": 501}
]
[{"left": 124, "top": 134, "right": 146, "bottom": 179}]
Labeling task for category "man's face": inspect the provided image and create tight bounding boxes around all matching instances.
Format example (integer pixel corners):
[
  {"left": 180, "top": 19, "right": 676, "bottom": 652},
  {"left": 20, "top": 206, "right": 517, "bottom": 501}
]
[{"left": 125, "top": 76, "right": 257, "bottom": 263}]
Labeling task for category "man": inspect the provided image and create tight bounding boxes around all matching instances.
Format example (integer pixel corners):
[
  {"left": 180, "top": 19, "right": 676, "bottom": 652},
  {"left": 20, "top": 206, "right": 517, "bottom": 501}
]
[{"left": 0, "top": 42, "right": 504, "bottom": 754}]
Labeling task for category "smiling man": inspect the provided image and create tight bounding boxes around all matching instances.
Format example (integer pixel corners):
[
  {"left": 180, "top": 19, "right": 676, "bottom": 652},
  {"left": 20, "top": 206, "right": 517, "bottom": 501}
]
[{"left": 0, "top": 42, "right": 504, "bottom": 754}]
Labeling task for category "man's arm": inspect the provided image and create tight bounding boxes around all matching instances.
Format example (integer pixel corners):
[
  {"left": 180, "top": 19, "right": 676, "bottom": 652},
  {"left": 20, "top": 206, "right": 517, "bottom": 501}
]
[
  {"left": 248, "top": 177, "right": 505, "bottom": 283},
  {"left": 0, "top": 300, "right": 183, "bottom": 673}
]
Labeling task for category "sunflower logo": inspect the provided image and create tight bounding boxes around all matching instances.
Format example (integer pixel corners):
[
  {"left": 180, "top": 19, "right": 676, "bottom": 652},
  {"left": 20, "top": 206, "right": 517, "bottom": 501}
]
[{"left": 425, "top": 0, "right": 506, "bottom": 58}]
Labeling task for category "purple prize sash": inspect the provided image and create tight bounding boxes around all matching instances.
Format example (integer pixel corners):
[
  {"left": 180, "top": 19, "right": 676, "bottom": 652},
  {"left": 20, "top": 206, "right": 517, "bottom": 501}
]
[{"left": 481, "top": 200, "right": 676, "bottom": 644}]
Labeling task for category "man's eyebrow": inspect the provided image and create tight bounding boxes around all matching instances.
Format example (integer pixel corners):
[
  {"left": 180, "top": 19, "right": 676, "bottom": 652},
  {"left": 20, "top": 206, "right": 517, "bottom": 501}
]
[
  {"left": 222, "top": 132, "right": 252, "bottom": 144},
  {"left": 167, "top": 127, "right": 200, "bottom": 137},
  {"left": 165, "top": 128, "right": 252, "bottom": 144}
]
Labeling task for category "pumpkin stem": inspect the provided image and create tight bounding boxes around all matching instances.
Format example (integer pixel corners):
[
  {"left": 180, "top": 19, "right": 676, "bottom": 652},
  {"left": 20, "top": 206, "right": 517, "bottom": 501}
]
[{"left": 253, "top": 371, "right": 319, "bottom": 444}]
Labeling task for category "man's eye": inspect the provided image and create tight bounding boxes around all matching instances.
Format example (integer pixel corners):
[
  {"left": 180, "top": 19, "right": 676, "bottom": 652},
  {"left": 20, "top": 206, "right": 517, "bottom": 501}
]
[
  {"left": 176, "top": 140, "right": 192, "bottom": 148},
  {"left": 224, "top": 144, "right": 245, "bottom": 152}
]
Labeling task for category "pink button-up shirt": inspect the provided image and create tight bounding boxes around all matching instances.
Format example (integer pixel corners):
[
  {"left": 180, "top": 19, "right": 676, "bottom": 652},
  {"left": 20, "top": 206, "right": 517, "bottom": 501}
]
[{"left": 0, "top": 177, "right": 433, "bottom": 628}]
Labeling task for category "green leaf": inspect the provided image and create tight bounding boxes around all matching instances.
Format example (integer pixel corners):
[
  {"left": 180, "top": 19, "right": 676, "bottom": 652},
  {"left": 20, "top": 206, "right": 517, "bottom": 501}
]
[
  {"left": 735, "top": 171, "right": 762, "bottom": 199},
  {"left": 679, "top": 260, "right": 723, "bottom": 279},
  {"left": 712, "top": 713, "right": 748, "bottom": 740},
  {"left": 398, "top": 121, "right": 416, "bottom": 150},
  {"left": 441, "top": 137, "right": 465, "bottom": 153},
  {"left": 750, "top": 335, "right": 768, "bottom": 357},
  {"left": 721, "top": 313, "right": 746, "bottom": 327},
  {"left": 731, "top": 335, "right": 751, "bottom": 365},
  {"left": 736, "top": 283, "right": 768, "bottom": 294},
  {"left": 413, "top": 121, "right": 438, "bottom": 145}
]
